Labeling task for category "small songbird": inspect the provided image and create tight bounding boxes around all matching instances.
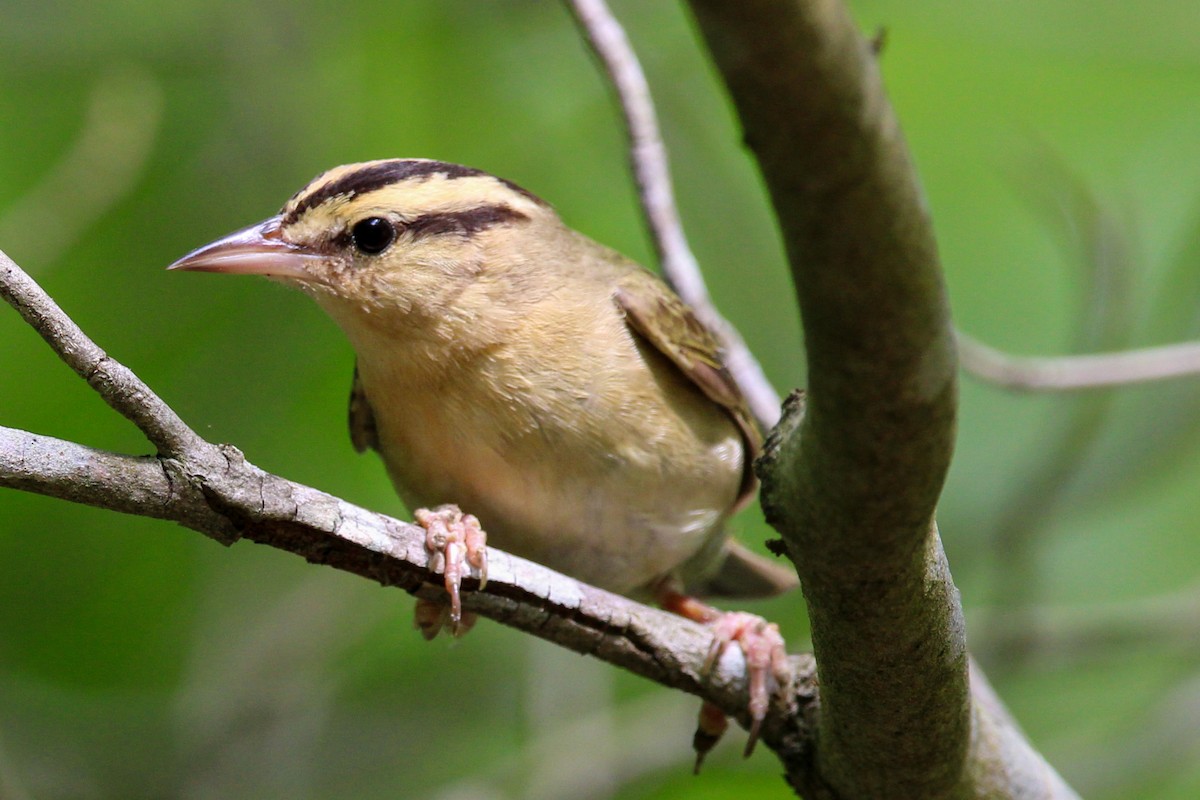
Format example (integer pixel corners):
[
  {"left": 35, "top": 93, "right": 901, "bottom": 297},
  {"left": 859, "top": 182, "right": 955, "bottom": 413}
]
[{"left": 169, "top": 159, "right": 795, "bottom": 756}]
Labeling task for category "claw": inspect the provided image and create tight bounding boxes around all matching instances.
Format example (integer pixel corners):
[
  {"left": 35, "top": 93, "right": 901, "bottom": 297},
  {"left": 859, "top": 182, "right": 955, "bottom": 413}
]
[
  {"left": 692, "top": 700, "right": 728, "bottom": 773},
  {"left": 413, "top": 597, "right": 476, "bottom": 640},
  {"left": 414, "top": 504, "right": 487, "bottom": 637},
  {"left": 413, "top": 597, "right": 449, "bottom": 641},
  {"left": 465, "top": 519, "right": 487, "bottom": 590},
  {"left": 705, "top": 612, "right": 787, "bottom": 757},
  {"left": 658, "top": 586, "right": 788, "bottom": 763}
]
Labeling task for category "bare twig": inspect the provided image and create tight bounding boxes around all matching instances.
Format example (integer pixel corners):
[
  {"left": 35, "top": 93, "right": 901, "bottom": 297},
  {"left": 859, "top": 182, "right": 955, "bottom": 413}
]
[
  {"left": 564, "top": 0, "right": 783, "bottom": 429},
  {"left": 957, "top": 331, "right": 1200, "bottom": 391},
  {"left": 954, "top": 160, "right": 1200, "bottom": 394},
  {"left": 1069, "top": 197, "right": 1200, "bottom": 500}
]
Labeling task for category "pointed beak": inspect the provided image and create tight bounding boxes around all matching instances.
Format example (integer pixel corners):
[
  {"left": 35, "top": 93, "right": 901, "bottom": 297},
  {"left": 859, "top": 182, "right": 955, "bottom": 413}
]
[{"left": 167, "top": 216, "right": 324, "bottom": 283}]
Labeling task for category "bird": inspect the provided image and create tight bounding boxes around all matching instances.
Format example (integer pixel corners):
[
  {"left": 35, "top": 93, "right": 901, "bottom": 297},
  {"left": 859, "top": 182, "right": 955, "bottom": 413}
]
[{"left": 168, "top": 158, "right": 796, "bottom": 758}]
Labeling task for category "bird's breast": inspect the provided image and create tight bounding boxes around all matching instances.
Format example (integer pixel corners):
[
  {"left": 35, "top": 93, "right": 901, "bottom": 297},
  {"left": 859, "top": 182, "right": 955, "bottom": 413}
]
[{"left": 356, "top": 341, "right": 744, "bottom": 594}]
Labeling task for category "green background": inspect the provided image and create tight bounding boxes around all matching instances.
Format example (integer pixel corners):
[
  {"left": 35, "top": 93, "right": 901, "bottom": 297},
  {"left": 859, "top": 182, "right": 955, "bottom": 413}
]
[{"left": 2, "top": 1, "right": 1199, "bottom": 797}]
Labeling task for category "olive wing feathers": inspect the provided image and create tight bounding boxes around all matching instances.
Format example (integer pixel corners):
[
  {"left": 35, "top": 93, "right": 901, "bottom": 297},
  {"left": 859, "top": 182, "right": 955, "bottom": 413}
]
[{"left": 614, "top": 269, "right": 762, "bottom": 511}]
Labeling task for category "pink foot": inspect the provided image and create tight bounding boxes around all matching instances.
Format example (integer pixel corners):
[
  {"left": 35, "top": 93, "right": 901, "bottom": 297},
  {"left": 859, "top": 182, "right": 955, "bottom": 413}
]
[
  {"left": 413, "top": 504, "right": 488, "bottom": 638},
  {"left": 659, "top": 589, "right": 788, "bottom": 766},
  {"left": 703, "top": 611, "right": 788, "bottom": 757}
]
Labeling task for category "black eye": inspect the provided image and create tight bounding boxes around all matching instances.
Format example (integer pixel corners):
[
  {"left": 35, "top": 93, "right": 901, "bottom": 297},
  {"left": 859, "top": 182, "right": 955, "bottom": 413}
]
[{"left": 350, "top": 217, "right": 396, "bottom": 255}]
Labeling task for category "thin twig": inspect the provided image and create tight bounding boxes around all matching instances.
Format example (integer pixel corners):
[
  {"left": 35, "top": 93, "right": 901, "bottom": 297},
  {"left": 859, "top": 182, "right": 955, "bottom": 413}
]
[
  {"left": 564, "top": 0, "right": 783, "bottom": 429},
  {"left": 957, "top": 155, "right": 1200, "bottom": 393},
  {"left": 957, "top": 330, "right": 1200, "bottom": 391},
  {"left": 0, "top": 250, "right": 204, "bottom": 458}
]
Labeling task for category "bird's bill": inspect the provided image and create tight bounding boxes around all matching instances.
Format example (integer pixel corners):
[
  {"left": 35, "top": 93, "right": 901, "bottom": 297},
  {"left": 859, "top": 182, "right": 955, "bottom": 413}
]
[{"left": 167, "top": 216, "right": 322, "bottom": 282}]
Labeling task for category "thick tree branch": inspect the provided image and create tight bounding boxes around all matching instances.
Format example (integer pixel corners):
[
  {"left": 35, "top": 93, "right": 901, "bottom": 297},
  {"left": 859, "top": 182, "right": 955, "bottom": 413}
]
[
  {"left": 685, "top": 1, "right": 1074, "bottom": 797},
  {"left": 0, "top": 251, "right": 815, "bottom": 766}
]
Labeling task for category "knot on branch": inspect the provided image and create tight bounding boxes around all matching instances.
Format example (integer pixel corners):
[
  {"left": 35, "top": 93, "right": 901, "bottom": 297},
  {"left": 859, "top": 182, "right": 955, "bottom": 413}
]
[{"left": 754, "top": 388, "right": 806, "bottom": 532}]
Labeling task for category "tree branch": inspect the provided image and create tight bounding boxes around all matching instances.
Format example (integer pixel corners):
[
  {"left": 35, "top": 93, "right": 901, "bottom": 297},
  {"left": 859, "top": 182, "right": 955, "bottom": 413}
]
[
  {"left": 0, "top": 250, "right": 815, "bottom": 767},
  {"left": 956, "top": 156, "right": 1200, "bottom": 392},
  {"left": 957, "top": 331, "right": 1200, "bottom": 391},
  {"left": 684, "top": 0, "right": 1074, "bottom": 796}
]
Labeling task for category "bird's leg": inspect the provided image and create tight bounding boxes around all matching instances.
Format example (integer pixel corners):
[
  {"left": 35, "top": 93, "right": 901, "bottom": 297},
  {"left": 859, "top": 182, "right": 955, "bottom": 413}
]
[
  {"left": 413, "top": 504, "right": 488, "bottom": 639},
  {"left": 658, "top": 587, "right": 788, "bottom": 769}
]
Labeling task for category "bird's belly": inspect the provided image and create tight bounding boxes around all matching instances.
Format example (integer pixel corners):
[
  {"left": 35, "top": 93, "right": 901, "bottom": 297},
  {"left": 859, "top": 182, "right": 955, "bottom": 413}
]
[{"left": 375, "top": 404, "right": 741, "bottom": 594}]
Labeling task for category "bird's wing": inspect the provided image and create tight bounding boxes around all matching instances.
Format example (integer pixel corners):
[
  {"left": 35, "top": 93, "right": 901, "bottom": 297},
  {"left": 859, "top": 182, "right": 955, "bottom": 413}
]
[
  {"left": 348, "top": 362, "right": 380, "bottom": 453},
  {"left": 614, "top": 269, "right": 762, "bottom": 511}
]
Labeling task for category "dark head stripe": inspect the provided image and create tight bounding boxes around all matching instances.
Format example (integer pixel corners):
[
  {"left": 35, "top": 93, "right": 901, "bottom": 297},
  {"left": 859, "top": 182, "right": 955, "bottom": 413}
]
[
  {"left": 404, "top": 205, "right": 530, "bottom": 238},
  {"left": 282, "top": 160, "right": 545, "bottom": 224},
  {"left": 328, "top": 204, "right": 531, "bottom": 251}
]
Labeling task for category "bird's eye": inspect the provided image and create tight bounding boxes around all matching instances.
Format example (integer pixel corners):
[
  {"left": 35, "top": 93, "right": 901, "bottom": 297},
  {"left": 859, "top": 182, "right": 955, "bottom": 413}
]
[{"left": 350, "top": 217, "right": 396, "bottom": 255}]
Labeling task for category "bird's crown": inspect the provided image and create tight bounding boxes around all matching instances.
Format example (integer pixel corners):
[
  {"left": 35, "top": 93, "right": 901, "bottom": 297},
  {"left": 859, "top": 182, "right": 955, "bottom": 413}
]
[{"left": 278, "top": 159, "right": 551, "bottom": 253}]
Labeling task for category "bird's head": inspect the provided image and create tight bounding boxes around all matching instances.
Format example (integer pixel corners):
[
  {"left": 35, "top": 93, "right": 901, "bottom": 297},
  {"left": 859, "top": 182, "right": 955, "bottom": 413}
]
[{"left": 169, "top": 159, "right": 556, "bottom": 343}]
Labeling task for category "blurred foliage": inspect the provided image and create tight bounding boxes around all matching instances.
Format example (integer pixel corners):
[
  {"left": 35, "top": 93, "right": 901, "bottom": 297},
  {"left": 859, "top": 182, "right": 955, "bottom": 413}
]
[{"left": 1, "top": 1, "right": 1199, "bottom": 797}]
